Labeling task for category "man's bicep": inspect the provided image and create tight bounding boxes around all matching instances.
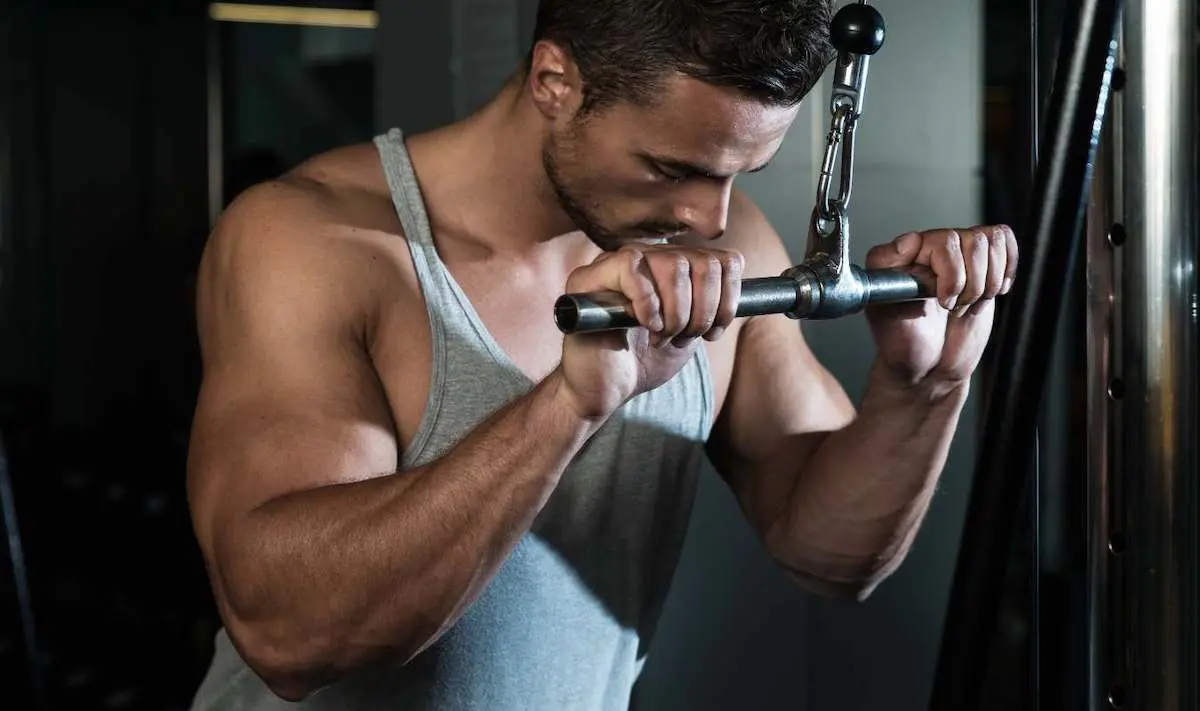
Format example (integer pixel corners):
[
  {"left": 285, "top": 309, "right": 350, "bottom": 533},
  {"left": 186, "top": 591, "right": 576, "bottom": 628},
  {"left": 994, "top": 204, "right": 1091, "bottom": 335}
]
[
  {"left": 706, "top": 188, "right": 856, "bottom": 535},
  {"left": 186, "top": 185, "right": 399, "bottom": 558},
  {"left": 188, "top": 355, "right": 399, "bottom": 540}
]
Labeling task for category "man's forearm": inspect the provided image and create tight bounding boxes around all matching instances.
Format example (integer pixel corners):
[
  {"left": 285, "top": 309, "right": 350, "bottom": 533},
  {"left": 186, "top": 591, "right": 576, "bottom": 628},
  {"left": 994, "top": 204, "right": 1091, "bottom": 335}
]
[
  {"left": 215, "top": 369, "right": 600, "bottom": 699},
  {"left": 768, "top": 359, "right": 970, "bottom": 596}
]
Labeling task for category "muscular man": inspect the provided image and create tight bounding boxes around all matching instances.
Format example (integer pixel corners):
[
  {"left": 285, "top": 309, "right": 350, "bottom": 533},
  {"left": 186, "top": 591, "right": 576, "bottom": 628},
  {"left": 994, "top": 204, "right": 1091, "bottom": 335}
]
[{"left": 186, "top": 0, "right": 1017, "bottom": 708}]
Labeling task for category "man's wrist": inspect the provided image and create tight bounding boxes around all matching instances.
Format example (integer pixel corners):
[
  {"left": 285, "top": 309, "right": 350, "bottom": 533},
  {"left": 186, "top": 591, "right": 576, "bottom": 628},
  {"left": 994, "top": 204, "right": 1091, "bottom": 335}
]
[
  {"left": 866, "top": 358, "right": 971, "bottom": 411},
  {"left": 539, "top": 368, "right": 614, "bottom": 434}
]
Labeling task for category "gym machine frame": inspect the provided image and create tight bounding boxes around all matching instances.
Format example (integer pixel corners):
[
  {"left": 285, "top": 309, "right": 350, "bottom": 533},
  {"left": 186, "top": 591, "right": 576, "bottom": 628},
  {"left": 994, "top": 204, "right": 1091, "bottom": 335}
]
[
  {"left": 928, "top": 0, "right": 1123, "bottom": 706},
  {"left": 1086, "top": 0, "right": 1198, "bottom": 709},
  {"left": 931, "top": 0, "right": 1199, "bottom": 709}
]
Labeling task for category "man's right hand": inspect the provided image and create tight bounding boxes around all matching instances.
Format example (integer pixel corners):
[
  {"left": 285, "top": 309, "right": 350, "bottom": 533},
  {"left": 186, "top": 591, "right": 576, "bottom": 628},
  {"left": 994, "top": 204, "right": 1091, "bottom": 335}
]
[{"left": 556, "top": 244, "right": 745, "bottom": 419}]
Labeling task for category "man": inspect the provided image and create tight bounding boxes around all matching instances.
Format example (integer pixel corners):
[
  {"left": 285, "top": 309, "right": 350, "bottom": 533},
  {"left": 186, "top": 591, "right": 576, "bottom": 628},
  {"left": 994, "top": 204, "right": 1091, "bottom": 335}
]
[{"left": 185, "top": 0, "right": 1017, "bottom": 708}]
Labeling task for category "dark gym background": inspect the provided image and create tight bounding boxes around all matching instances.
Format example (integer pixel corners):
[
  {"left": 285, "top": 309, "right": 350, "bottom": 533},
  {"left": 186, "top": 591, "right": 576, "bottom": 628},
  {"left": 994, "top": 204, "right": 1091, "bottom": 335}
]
[{"left": 0, "top": 1, "right": 1081, "bottom": 709}]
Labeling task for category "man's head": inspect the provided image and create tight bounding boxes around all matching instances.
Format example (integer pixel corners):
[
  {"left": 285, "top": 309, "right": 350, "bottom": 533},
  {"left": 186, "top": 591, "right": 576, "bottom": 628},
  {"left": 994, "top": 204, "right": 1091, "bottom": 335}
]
[{"left": 525, "top": 0, "right": 834, "bottom": 250}]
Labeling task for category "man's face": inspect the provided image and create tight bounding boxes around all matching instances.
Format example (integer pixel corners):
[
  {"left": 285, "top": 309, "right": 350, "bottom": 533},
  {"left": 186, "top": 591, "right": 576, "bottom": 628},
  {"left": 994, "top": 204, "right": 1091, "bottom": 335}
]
[{"left": 541, "top": 73, "right": 799, "bottom": 251}]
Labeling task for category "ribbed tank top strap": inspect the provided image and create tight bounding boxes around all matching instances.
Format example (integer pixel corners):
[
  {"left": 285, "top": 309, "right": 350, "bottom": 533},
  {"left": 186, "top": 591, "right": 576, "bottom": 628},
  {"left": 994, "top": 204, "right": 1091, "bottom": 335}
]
[
  {"left": 375, "top": 127, "right": 551, "bottom": 375},
  {"left": 373, "top": 128, "right": 448, "bottom": 305},
  {"left": 373, "top": 127, "right": 455, "bottom": 465}
]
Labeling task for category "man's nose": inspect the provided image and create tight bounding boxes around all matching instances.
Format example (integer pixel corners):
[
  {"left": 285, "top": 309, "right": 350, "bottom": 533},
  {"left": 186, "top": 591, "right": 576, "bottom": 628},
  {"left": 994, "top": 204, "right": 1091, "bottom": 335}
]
[{"left": 674, "top": 178, "right": 734, "bottom": 241}]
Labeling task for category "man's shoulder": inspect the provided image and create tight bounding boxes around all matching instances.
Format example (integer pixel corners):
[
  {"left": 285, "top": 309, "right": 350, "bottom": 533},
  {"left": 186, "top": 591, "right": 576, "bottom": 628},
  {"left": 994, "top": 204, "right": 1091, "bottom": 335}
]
[
  {"left": 201, "top": 143, "right": 418, "bottom": 330},
  {"left": 290, "top": 140, "right": 392, "bottom": 198}
]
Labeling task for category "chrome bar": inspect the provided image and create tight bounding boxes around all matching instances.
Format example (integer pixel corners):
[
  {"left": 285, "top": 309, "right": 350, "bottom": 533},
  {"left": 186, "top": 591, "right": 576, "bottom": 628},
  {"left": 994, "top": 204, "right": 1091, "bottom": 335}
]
[
  {"left": 553, "top": 276, "right": 803, "bottom": 334},
  {"left": 1111, "top": 0, "right": 1199, "bottom": 707},
  {"left": 1085, "top": 86, "right": 1117, "bottom": 711},
  {"left": 552, "top": 266, "right": 932, "bottom": 334}
]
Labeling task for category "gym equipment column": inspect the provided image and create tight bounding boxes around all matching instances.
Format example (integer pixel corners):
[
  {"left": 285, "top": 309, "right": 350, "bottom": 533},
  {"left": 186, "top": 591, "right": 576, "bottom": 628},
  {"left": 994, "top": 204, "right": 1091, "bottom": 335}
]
[
  {"left": 1096, "top": 0, "right": 1199, "bottom": 707},
  {"left": 928, "top": 1, "right": 1123, "bottom": 708}
]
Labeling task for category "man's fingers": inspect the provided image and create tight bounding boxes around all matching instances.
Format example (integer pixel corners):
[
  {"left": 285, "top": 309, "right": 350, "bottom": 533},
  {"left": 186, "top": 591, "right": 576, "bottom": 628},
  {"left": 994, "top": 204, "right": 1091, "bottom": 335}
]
[
  {"left": 646, "top": 252, "right": 693, "bottom": 342},
  {"left": 871, "top": 227, "right": 971, "bottom": 312},
  {"left": 621, "top": 251, "right": 666, "bottom": 332},
  {"left": 862, "top": 222, "right": 1014, "bottom": 315},
  {"left": 682, "top": 251, "right": 723, "bottom": 341},
  {"left": 565, "top": 245, "right": 745, "bottom": 341},
  {"left": 865, "top": 231, "right": 922, "bottom": 270},
  {"left": 708, "top": 250, "right": 744, "bottom": 341},
  {"left": 1002, "top": 225, "right": 1019, "bottom": 293},
  {"left": 920, "top": 229, "right": 967, "bottom": 311},
  {"left": 984, "top": 226, "right": 1008, "bottom": 299},
  {"left": 566, "top": 247, "right": 663, "bottom": 332},
  {"left": 953, "top": 228, "right": 990, "bottom": 317}
]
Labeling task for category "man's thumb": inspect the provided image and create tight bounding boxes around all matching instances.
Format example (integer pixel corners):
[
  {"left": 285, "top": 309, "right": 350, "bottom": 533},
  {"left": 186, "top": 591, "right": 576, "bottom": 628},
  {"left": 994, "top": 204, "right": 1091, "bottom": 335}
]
[{"left": 866, "top": 231, "right": 921, "bottom": 268}]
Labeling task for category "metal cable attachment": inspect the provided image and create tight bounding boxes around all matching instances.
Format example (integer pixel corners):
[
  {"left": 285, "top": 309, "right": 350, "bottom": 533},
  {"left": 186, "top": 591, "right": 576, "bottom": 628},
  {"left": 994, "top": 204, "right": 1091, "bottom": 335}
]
[
  {"left": 551, "top": 1, "right": 935, "bottom": 335},
  {"left": 816, "top": 105, "right": 857, "bottom": 221},
  {"left": 817, "top": 0, "right": 883, "bottom": 220},
  {"left": 785, "top": 208, "right": 935, "bottom": 321},
  {"left": 792, "top": 2, "right": 934, "bottom": 320}
]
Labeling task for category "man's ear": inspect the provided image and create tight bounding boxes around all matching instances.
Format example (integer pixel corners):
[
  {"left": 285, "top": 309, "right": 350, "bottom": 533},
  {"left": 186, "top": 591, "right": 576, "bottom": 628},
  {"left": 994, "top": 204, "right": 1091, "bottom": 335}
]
[{"left": 526, "top": 40, "right": 585, "bottom": 121}]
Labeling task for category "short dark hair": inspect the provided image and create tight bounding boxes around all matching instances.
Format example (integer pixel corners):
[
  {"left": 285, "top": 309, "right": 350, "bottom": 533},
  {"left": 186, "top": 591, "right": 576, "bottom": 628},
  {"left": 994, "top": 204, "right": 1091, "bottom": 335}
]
[{"left": 530, "top": 0, "right": 835, "bottom": 113}]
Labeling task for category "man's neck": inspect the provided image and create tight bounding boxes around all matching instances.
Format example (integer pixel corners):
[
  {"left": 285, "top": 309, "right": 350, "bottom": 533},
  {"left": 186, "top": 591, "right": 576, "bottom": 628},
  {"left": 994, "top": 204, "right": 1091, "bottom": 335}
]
[{"left": 406, "top": 78, "right": 583, "bottom": 256}]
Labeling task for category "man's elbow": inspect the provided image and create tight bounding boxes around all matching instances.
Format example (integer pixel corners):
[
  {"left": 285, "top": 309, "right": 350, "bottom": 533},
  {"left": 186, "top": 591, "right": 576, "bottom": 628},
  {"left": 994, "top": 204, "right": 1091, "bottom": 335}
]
[
  {"left": 222, "top": 599, "right": 436, "bottom": 702},
  {"left": 210, "top": 572, "right": 333, "bottom": 699},
  {"left": 225, "top": 616, "right": 336, "bottom": 702},
  {"left": 784, "top": 569, "right": 875, "bottom": 601},
  {"left": 781, "top": 555, "right": 905, "bottom": 602}
]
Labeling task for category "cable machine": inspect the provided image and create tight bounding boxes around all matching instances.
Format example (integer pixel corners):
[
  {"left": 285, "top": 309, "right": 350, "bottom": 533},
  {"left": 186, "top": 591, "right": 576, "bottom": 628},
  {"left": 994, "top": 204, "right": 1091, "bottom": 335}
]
[{"left": 931, "top": 1, "right": 1199, "bottom": 709}]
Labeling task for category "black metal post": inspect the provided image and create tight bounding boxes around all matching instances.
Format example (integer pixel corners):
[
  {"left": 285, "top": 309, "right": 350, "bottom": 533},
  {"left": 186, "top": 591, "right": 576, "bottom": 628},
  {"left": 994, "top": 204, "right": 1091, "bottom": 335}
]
[
  {"left": 927, "top": 1, "right": 1122, "bottom": 709},
  {"left": 0, "top": 433, "right": 46, "bottom": 710}
]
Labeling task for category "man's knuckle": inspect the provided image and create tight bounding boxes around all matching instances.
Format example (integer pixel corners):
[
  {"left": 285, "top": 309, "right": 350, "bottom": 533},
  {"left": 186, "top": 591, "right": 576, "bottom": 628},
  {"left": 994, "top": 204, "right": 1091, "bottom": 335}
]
[
  {"left": 669, "top": 255, "right": 691, "bottom": 282},
  {"left": 619, "top": 248, "right": 643, "bottom": 270},
  {"left": 565, "top": 267, "right": 589, "bottom": 291},
  {"left": 634, "top": 274, "right": 658, "bottom": 300},
  {"left": 729, "top": 251, "right": 746, "bottom": 273}
]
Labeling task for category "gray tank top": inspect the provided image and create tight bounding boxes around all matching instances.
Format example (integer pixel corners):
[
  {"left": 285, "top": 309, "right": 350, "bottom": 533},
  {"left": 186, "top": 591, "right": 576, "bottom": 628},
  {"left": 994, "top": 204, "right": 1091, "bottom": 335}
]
[{"left": 189, "top": 128, "right": 714, "bottom": 711}]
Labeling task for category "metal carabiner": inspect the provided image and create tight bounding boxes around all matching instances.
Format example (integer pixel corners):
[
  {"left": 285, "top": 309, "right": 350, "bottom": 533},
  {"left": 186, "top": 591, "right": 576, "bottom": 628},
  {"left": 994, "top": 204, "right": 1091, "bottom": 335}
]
[
  {"left": 815, "top": 104, "right": 858, "bottom": 222},
  {"left": 814, "top": 0, "right": 882, "bottom": 222}
]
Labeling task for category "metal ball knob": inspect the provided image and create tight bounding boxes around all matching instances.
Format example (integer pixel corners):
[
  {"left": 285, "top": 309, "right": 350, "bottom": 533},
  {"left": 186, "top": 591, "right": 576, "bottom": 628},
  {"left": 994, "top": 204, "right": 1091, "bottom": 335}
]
[{"left": 831, "top": 3, "right": 886, "bottom": 55}]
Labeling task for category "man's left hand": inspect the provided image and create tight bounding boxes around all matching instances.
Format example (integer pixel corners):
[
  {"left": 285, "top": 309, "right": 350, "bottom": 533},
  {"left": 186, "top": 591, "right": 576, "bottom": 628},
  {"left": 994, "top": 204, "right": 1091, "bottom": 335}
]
[{"left": 863, "top": 224, "right": 1018, "bottom": 391}]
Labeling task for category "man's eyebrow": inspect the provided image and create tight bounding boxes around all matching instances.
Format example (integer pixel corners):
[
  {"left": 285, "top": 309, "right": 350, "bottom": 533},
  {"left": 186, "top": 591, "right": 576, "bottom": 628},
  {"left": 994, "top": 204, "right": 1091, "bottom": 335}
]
[{"left": 642, "top": 153, "right": 774, "bottom": 179}]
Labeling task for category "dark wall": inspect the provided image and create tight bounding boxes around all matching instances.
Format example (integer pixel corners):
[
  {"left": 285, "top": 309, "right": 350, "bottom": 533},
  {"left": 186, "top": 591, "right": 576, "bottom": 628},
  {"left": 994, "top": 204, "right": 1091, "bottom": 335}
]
[
  {"left": 376, "top": 0, "right": 527, "bottom": 135},
  {"left": 223, "top": 19, "right": 375, "bottom": 196},
  {"left": 1, "top": 1, "right": 209, "bottom": 429},
  {"left": 1, "top": 2, "right": 215, "bottom": 709}
]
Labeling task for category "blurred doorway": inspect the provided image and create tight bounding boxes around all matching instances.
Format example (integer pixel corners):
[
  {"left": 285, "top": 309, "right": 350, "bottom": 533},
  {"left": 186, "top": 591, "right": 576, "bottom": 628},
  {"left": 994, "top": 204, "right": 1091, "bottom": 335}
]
[{"left": 207, "top": 1, "right": 379, "bottom": 215}]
